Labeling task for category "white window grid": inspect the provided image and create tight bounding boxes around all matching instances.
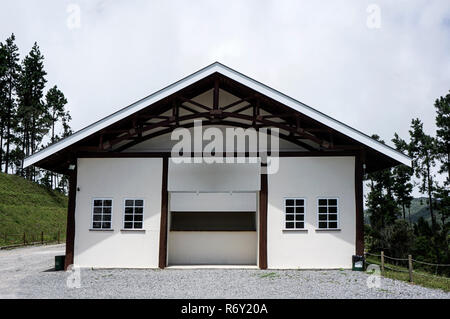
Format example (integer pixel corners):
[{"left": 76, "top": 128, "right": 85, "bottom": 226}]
[
  {"left": 317, "top": 198, "right": 339, "bottom": 229},
  {"left": 284, "top": 198, "right": 306, "bottom": 229},
  {"left": 92, "top": 198, "right": 113, "bottom": 229},
  {"left": 123, "top": 199, "right": 144, "bottom": 229}
]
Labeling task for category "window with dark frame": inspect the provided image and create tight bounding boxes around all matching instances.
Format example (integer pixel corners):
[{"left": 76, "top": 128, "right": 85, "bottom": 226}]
[
  {"left": 318, "top": 198, "right": 339, "bottom": 229},
  {"left": 92, "top": 199, "right": 112, "bottom": 229},
  {"left": 285, "top": 198, "right": 305, "bottom": 229},
  {"left": 124, "top": 199, "right": 144, "bottom": 229}
]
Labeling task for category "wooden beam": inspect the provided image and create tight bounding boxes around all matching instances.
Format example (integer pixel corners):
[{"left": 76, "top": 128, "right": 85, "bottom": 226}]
[
  {"left": 158, "top": 157, "right": 169, "bottom": 269},
  {"left": 75, "top": 150, "right": 359, "bottom": 158},
  {"left": 179, "top": 103, "right": 200, "bottom": 114},
  {"left": 112, "top": 118, "right": 319, "bottom": 152},
  {"left": 355, "top": 153, "right": 364, "bottom": 256},
  {"left": 221, "top": 98, "right": 250, "bottom": 111},
  {"left": 213, "top": 77, "right": 219, "bottom": 110},
  {"left": 180, "top": 97, "right": 210, "bottom": 111},
  {"left": 64, "top": 164, "right": 77, "bottom": 270},
  {"left": 259, "top": 168, "right": 268, "bottom": 269}
]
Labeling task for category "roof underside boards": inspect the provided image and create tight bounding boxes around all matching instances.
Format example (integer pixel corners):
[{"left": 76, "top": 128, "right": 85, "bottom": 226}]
[{"left": 23, "top": 62, "right": 411, "bottom": 174}]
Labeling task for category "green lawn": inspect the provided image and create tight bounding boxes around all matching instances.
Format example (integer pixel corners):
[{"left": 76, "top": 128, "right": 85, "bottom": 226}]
[
  {"left": 366, "top": 256, "right": 450, "bottom": 292},
  {"left": 0, "top": 173, "right": 67, "bottom": 247}
]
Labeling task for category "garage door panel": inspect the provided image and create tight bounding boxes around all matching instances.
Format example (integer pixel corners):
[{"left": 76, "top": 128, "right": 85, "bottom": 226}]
[
  {"left": 168, "top": 231, "right": 257, "bottom": 265},
  {"left": 170, "top": 192, "right": 256, "bottom": 211}
]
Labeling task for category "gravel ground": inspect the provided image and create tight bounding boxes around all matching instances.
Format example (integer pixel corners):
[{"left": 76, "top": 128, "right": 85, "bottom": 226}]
[{"left": 0, "top": 244, "right": 449, "bottom": 299}]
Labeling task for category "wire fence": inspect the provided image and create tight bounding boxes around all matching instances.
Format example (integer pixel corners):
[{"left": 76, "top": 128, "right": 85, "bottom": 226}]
[
  {"left": 365, "top": 251, "right": 450, "bottom": 283},
  {"left": 0, "top": 231, "right": 64, "bottom": 249}
]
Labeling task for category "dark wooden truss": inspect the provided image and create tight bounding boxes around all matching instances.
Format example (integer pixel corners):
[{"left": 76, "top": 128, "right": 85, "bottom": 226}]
[{"left": 36, "top": 73, "right": 397, "bottom": 174}]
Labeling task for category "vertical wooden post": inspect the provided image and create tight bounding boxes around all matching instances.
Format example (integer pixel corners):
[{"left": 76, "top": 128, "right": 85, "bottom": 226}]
[
  {"left": 355, "top": 153, "right": 364, "bottom": 255},
  {"left": 23, "top": 232, "right": 26, "bottom": 245},
  {"left": 158, "top": 157, "right": 169, "bottom": 269},
  {"left": 408, "top": 255, "right": 413, "bottom": 283},
  {"left": 259, "top": 167, "right": 268, "bottom": 269},
  {"left": 64, "top": 164, "right": 77, "bottom": 270},
  {"left": 381, "top": 251, "right": 385, "bottom": 272},
  {"left": 57, "top": 230, "right": 60, "bottom": 244},
  {"left": 213, "top": 77, "right": 219, "bottom": 110},
  {"left": 41, "top": 231, "right": 44, "bottom": 244}
]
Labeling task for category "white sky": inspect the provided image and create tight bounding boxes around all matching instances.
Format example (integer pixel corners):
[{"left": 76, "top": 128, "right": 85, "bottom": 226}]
[{"left": 1, "top": 0, "right": 449, "bottom": 196}]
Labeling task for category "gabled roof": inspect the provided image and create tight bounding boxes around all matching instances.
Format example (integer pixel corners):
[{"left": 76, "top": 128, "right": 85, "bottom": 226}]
[{"left": 24, "top": 62, "right": 411, "bottom": 169}]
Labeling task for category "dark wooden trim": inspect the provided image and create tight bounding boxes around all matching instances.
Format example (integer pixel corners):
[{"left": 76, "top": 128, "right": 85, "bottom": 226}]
[
  {"left": 76, "top": 151, "right": 359, "bottom": 158},
  {"left": 158, "top": 157, "right": 169, "bottom": 269},
  {"left": 64, "top": 164, "right": 77, "bottom": 270},
  {"left": 259, "top": 169, "right": 268, "bottom": 269},
  {"left": 213, "top": 77, "right": 219, "bottom": 110},
  {"left": 355, "top": 154, "right": 364, "bottom": 255}
]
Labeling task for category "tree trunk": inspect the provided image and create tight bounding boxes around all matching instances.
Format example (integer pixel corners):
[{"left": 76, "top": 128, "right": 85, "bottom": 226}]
[
  {"left": 5, "top": 81, "right": 13, "bottom": 174},
  {"left": 408, "top": 207, "right": 411, "bottom": 224},
  {"left": 0, "top": 126, "right": 3, "bottom": 173}
]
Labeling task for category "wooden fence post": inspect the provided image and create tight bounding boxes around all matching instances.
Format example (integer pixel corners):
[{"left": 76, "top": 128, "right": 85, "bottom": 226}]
[
  {"left": 41, "top": 231, "right": 44, "bottom": 245},
  {"left": 23, "top": 232, "right": 26, "bottom": 245},
  {"left": 57, "top": 231, "right": 60, "bottom": 244},
  {"left": 408, "top": 255, "right": 413, "bottom": 283},
  {"left": 381, "top": 251, "right": 384, "bottom": 272}
]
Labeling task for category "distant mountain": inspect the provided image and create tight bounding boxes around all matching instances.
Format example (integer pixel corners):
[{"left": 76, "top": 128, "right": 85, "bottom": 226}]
[{"left": 364, "top": 197, "right": 436, "bottom": 225}]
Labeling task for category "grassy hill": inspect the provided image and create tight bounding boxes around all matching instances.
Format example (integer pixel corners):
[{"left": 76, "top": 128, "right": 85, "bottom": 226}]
[
  {"left": 0, "top": 173, "right": 67, "bottom": 247},
  {"left": 365, "top": 197, "right": 437, "bottom": 225}
]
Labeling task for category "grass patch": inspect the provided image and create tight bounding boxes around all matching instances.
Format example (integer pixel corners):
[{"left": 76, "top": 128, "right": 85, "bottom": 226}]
[
  {"left": 259, "top": 272, "right": 279, "bottom": 279},
  {"left": 0, "top": 173, "right": 67, "bottom": 247},
  {"left": 366, "top": 256, "right": 450, "bottom": 292}
]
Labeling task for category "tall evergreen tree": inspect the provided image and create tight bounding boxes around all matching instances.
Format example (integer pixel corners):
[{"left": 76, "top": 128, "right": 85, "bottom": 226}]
[
  {"left": 409, "top": 119, "right": 438, "bottom": 229},
  {"left": 392, "top": 133, "right": 414, "bottom": 220},
  {"left": 433, "top": 91, "right": 450, "bottom": 264},
  {"left": 0, "top": 41, "right": 6, "bottom": 172},
  {"left": 17, "top": 42, "right": 47, "bottom": 180},
  {"left": 434, "top": 91, "right": 450, "bottom": 185},
  {"left": 366, "top": 135, "right": 399, "bottom": 232},
  {"left": 44, "top": 85, "right": 68, "bottom": 188},
  {"left": 0, "top": 34, "right": 21, "bottom": 174}
]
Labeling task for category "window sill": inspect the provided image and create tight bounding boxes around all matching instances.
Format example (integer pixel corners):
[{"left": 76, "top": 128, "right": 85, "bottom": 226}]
[
  {"left": 89, "top": 229, "right": 114, "bottom": 232},
  {"left": 120, "top": 229, "right": 146, "bottom": 232},
  {"left": 315, "top": 228, "right": 341, "bottom": 232},
  {"left": 282, "top": 229, "right": 308, "bottom": 232}
]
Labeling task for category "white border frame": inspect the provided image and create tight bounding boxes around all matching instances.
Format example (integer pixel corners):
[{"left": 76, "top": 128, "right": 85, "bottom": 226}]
[
  {"left": 283, "top": 197, "right": 307, "bottom": 230},
  {"left": 316, "top": 197, "right": 340, "bottom": 230},
  {"left": 91, "top": 197, "right": 114, "bottom": 230},
  {"left": 122, "top": 198, "right": 145, "bottom": 230}
]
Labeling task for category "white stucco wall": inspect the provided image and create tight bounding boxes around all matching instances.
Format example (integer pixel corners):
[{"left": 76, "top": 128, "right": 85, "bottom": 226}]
[
  {"left": 74, "top": 158, "right": 162, "bottom": 268},
  {"left": 267, "top": 157, "right": 356, "bottom": 269},
  {"left": 73, "top": 156, "right": 356, "bottom": 269}
]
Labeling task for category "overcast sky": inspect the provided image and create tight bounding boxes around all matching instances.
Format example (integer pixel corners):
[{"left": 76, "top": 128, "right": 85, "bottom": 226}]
[{"left": 1, "top": 0, "right": 449, "bottom": 148}]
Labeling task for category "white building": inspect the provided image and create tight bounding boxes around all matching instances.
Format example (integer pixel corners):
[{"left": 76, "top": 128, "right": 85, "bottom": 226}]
[{"left": 24, "top": 63, "right": 410, "bottom": 269}]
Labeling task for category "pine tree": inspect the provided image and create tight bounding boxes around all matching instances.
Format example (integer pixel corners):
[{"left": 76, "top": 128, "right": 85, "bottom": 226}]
[
  {"left": 392, "top": 133, "right": 414, "bottom": 220},
  {"left": 434, "top": 91, "right": 450, "bottom": 185},
  {"left": 44, "top": 85, "right": 68, "bottom": 188},
  {"left": 0, "top": 41, "right": 6, "bottom": 172},
  {"left": 17, "top": 42, "right": 47, "bottom": 180},
  {"left": 366, "top": 135, "right": 399, "bottom": 232},
  {"left": 409, "top": 118, "right": 442, "bottom": 263},
  {"left": 433, "top": 91, "right": 450, "bottom": 264},
  {"left": 0, "top": 34, "right": 21, "bottom": 174}
]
